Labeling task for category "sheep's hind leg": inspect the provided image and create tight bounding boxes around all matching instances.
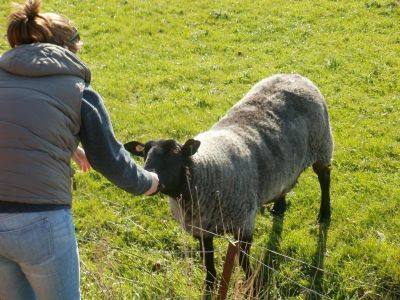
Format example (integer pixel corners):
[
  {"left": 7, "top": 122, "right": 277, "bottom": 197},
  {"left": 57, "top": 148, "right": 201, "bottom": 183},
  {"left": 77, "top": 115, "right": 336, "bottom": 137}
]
[
  {"left": 271, "top": 195, "right": 286, "bottom": 217},
  {"left": 198, "top": 236, "right": 217, "bottom": 293},
  {"left": 313, "top": 162, "right": 331, "bottom": 222}
]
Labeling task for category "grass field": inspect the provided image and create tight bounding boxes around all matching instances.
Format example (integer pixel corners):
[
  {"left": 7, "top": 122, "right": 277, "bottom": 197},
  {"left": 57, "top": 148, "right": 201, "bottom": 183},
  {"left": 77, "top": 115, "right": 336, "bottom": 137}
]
[{"left": 1, "top": 0, "right": 399, "bottom": 298}]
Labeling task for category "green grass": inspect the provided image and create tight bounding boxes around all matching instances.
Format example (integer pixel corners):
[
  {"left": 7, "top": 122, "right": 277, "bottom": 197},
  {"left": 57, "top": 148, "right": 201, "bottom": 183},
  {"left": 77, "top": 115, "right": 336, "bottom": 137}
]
[{"left": 1, "top": 0, "right": 400, "bottom": 298}]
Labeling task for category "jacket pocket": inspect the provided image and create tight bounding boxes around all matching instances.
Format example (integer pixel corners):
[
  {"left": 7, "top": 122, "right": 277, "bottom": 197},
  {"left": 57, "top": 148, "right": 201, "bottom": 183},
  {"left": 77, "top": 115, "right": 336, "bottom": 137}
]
[{"left": 0, "top": 217, "right": 53, "bottom": 265}]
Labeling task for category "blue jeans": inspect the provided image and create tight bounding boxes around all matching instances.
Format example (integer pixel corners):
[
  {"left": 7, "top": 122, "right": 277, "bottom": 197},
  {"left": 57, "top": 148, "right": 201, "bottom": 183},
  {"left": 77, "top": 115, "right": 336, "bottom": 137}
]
[{"left": 0, "top": 209, "right": 80, "bottom": 300}]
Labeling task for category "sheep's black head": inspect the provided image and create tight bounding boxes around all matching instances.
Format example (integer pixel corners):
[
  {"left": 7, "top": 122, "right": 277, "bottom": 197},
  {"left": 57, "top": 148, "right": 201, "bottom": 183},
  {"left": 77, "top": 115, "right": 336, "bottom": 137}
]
[{"left": 124, "top": 139, "right": 201, "bottom": 197}]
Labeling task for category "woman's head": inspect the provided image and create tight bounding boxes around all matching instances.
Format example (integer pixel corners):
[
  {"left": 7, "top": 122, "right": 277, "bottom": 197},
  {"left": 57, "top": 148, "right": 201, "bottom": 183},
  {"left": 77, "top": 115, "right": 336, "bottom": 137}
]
[{"left": 7, "top": 0, "right": 82, "bottom": 53}]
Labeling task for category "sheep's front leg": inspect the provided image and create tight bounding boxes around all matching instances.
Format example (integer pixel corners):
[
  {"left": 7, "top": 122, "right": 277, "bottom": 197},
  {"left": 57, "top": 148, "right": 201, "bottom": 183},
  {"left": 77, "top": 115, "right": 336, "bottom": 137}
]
[
  {"left": 198, "top": 236, "right": 217, "bottom": 293},
  {"left": 313, "top": 163, "right": 331, "bottom": 222}
]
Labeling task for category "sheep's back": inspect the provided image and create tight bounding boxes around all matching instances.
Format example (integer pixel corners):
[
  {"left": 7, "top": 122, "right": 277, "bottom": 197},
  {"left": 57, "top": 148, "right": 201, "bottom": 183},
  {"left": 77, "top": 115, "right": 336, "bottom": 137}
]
[{"left": 214, "top": 74, "right": 333, "bottom": 200}]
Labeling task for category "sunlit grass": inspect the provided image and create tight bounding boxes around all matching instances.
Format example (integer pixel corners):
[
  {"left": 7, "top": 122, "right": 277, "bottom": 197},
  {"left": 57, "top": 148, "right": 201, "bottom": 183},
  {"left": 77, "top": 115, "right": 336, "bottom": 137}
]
[{"left": 0, "top": 0, "right": 399, "bottom": 298}]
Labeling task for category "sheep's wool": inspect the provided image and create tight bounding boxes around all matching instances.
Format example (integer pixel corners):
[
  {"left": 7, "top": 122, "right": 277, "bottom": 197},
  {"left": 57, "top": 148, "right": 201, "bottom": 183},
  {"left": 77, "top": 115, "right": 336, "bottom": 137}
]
[{"left": 170, "top": 74, "right": 333, "bottom": 239}]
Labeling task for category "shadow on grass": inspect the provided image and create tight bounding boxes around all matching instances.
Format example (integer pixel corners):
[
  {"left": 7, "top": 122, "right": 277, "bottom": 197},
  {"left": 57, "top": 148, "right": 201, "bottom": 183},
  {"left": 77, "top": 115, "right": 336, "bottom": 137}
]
[
  {"left": 251, "top": 219, "right": 330, "bottom": 299},
  {"left": 307, "top": 222, "right": 330, "bottom": 300},
  {"left": 251, "top": 215, "right": 284, "bottom": 298}
]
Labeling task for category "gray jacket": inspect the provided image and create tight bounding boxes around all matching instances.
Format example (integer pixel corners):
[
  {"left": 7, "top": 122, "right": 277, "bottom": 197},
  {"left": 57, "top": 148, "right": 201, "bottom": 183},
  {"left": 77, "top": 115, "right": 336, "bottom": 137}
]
[
  {"left": 0, "top": 43, "right": 153, "bottom": 209},
  {"left": 0, "top": 43, "right": 90, "bottom": 205}
]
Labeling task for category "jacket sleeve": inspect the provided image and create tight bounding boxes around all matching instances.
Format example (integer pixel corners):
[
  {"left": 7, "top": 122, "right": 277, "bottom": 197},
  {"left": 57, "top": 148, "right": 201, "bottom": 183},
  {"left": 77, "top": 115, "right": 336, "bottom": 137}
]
[{"left": 79, "top": 87, "right": 153, "bottom": 195}]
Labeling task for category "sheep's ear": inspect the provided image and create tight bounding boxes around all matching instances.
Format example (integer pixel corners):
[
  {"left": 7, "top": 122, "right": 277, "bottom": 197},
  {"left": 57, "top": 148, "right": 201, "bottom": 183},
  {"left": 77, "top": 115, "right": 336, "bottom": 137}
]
[
  {"left": 182, "top": 139, "right": 201, "bottom": 157},
  {"left": 124, "top": 141, "right": 145, "bottom": 157}
]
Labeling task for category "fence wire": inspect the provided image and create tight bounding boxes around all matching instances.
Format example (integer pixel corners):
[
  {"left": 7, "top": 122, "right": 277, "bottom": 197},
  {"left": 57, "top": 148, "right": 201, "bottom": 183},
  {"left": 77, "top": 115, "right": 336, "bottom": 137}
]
[{"left": 76, "top": 196, "right": 400, "bottom": 298}]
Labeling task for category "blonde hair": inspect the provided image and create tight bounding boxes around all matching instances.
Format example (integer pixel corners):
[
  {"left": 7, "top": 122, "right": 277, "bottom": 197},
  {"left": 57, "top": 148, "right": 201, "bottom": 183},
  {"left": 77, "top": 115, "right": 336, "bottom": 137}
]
[{"left": 7, "top": 0, "right": 82, "bottom": 53}]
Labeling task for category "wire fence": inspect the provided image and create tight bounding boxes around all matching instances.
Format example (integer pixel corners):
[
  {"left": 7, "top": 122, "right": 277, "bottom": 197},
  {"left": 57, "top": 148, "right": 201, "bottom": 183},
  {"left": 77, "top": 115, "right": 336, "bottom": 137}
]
[
  {"left": 76, "top": 196, "right": 400, "bottom": 299},
  {"left": 240, "top": 249, "right": 331, "bottom": 299},
  {"left": 251, "top": 241, "right": 400, "bottom": 298}
]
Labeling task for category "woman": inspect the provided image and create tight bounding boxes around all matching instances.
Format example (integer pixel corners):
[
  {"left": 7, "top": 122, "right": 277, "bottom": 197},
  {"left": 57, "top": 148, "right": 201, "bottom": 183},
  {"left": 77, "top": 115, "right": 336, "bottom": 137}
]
[{"left": 0, "top": 0, "right": 159, "bottom": 299}]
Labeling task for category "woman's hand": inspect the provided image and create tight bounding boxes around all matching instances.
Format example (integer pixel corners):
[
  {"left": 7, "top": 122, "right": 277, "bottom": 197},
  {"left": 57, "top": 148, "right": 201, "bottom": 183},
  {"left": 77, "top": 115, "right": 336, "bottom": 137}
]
[
  {"left": 144, "top": 172, "right": 159, "bottom": 196},
  {"left": 72, "top": 147, "right": 91, "bottom": 172}
]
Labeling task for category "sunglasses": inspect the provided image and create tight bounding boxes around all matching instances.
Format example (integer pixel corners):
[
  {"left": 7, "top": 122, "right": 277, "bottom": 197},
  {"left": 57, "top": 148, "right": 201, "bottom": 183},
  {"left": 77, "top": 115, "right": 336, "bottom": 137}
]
[{"left": 68, "top": 29, "right": 80, "bottom": 43}]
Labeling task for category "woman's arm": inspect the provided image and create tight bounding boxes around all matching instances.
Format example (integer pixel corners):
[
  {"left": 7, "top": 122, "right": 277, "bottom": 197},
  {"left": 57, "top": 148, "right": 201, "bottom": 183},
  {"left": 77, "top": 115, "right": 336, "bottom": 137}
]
[{"left": 79, "top": 87, "right": 158, "bottom": 195}]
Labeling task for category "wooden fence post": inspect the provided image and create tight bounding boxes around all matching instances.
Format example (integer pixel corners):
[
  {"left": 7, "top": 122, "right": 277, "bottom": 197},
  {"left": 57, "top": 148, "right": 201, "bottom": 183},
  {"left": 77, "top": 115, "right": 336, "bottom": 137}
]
[{"left": 218, "top": 241, "right": 240, "bottom": 300}]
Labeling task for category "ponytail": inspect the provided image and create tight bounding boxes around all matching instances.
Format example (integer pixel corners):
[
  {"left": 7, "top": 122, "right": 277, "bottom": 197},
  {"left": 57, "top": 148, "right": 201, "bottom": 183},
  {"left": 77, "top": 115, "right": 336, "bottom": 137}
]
[
  {"left": 7, "top": 0, "right": 53, "bottom": 48},
  {"left": 6, "top": 0, "right": 81, "bottom": 53}
]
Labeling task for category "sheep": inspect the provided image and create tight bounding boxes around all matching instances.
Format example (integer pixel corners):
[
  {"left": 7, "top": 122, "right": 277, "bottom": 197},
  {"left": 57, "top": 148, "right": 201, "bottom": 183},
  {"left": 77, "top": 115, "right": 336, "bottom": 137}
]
[{"left": 124, "top": 74, "right": 333, "bottom": 292}]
